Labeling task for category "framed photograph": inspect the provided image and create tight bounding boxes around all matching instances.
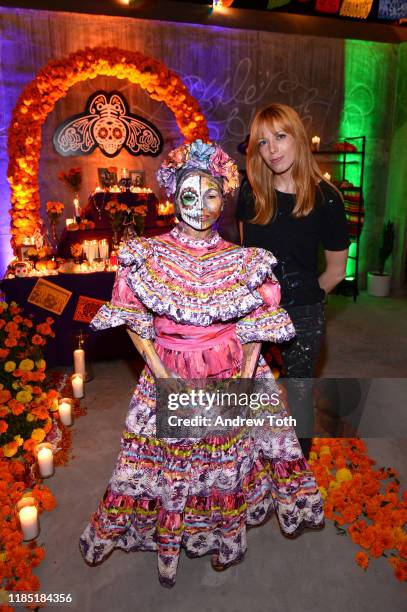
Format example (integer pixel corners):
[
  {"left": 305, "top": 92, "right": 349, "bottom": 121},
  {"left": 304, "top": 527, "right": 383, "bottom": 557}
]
[
  {"left": 98, "top": 167, "right": 118, "bottom": 188},
  {"left": 129, "top": 170, "right": 145, "bottom": 188}
]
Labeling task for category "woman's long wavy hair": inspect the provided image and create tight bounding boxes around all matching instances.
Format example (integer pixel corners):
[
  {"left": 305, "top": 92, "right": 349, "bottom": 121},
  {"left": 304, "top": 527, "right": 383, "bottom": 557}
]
[{"left": 247, "top": 104, "right": 331, "bottom": 224}]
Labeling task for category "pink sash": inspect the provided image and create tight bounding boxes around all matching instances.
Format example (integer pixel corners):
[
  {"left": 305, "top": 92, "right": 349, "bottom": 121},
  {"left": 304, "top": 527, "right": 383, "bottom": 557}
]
[{"left": 154, "top": 316, "right": 237, "bottom": 352}]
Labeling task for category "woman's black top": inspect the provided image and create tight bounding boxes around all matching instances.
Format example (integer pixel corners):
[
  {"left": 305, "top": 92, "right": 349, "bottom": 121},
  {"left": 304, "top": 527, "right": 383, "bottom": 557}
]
[{"left": 236, "top": 179, "right": 350, "bottom": 308}]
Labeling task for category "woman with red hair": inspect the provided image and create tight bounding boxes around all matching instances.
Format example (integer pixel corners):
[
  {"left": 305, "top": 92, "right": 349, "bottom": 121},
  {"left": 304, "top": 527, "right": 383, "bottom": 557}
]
[{"left": 236, "top": 104, "right": 350, "bottom": 457}]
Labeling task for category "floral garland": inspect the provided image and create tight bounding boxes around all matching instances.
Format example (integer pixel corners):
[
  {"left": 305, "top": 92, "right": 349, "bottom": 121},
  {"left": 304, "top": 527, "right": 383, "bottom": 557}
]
[
  {"left": 7, "top": 46, "right": 209, "bottom": 251},
  {"left": 311, "top": 438, "right": 407, "bottom": 581},
  {"left": 157, "top": 139, "right": 239, "bottom": 197}
]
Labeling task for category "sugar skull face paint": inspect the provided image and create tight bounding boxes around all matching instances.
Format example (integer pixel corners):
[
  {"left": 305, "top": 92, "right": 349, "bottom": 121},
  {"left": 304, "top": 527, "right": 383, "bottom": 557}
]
[{"left": 177, "top": 172, "right": 223, "bottom": 230}]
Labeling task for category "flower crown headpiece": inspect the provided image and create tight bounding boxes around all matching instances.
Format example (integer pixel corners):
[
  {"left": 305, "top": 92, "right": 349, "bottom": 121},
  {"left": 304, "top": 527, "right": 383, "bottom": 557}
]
[{"left": 157, "top": 139, "right": 239, "bottom": 197}]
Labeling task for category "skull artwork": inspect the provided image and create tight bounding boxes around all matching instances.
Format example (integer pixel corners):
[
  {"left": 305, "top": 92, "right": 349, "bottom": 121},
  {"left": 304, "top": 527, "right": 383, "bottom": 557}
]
[
  {"left": 93, "top": 117, "right": 127, "bottom": 156},
  {"left": 53, "top": 91, "right": 163, "bottom": 158}
]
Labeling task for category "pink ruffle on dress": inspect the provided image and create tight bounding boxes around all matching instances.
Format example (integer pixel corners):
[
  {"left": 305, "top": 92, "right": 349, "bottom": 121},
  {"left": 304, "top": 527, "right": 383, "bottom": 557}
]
[{"left": 79, "top": 226, "right": 324, "bottom": 588}]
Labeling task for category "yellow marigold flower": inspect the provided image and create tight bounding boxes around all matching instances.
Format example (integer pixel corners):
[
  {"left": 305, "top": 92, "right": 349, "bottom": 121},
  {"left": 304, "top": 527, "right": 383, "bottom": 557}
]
[
  {"left": 16, "top": 390, "right": 32, "bottom": 404},
  {"left": 12, "top": 382, "right": 20, "bottom": 390},
  {"left": 336, "top": 467, "right": 353, "bottom": 483},
  {"left": 31, "top": 427, "right": 46, "bottom": 443},
  {"left": 329, "top": 480, "right": 340, "bottom": 490},
  {"left": 35, "top": 359, "right": 46, "bottom": 369},
  {"left": 319, "top": 487, "right": 328, "bottom": 500},
  {"left": 50, "top": 398, "right": 59, "bottom": 412},
  {"left": 319, "top": 445, "right": 331, "bottom": 456},
  {"left": 4, "top": 361, "right": 16, "bottom": 372},
  {"left": 309, "top": 451, "right": 317, "bottom": 461},
  {"left": 26, "top": 413, "right": 35, "bottom": 422},
  {"left": 0, "top": 302, "right": 8, "bottom": 311},
  {"left": 14, "top": 435, "right": 24, "bottom": 446},
  {"left": 2, "top": 441, "right": 18, "bottom": 457},
  {"left": 19, "top": 358, "right": 35, "bottom": 371}
]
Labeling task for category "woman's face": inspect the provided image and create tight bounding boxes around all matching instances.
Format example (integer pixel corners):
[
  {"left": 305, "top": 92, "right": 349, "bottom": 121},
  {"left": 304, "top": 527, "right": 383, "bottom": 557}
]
[
  {"left": 176, "top": 172, "right": 223, "bottom": 231},
  {"left": 257, "top": 122, "right": 296, "bottom": 176}
]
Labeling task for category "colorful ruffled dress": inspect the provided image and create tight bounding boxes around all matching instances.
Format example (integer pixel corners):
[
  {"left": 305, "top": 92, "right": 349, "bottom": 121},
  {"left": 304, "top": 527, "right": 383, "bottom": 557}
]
[{"left": 79, "top": 226, "right": 324, "bottom": 587}]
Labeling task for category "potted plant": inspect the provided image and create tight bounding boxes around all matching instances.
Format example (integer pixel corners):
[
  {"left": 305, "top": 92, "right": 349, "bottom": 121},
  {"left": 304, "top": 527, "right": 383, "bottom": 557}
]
[{"left": 367, "top": 221, "right": 395, "bottom": 297}]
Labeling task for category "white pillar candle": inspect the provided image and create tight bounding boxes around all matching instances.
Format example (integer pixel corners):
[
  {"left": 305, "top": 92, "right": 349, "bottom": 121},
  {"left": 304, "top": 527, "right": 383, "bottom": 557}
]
[
  {"left": 73, "top": 348, "right": 86, "bottom": 377},
  {"left": 72, "top": 373, "right": 84, "bottom": 399},
  {"left": 73, "top": 197, "right": 80, "bottom": 217},
  {"left": 59, "top": 398, "right": 73, "bottom": 426},
  {"left": 66, "top": 218, "right": 74, "bottom": 228},
  {"left": 99, "top": 240, "right": 109, "bottom": 260},
  {"left": 87, "top": 243, "right": 95, "bottom": 263},
  {"left": 82, "top": 241, "right": 89, "bottom": 260},
  {"left": 37, "top": 446, "right": 54, "bottom": 478},
  {"left": 312, "top": 135, "right": 320, "bottom": 151},
  {"left": 19, "top": 504, "right": 39, "bottom": 541}
]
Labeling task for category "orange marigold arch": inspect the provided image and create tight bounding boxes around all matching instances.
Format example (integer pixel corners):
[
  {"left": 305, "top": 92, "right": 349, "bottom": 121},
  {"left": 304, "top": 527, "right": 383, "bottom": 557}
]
[{"left": 7, "top": 46, "right": 209, "bottom": 251}]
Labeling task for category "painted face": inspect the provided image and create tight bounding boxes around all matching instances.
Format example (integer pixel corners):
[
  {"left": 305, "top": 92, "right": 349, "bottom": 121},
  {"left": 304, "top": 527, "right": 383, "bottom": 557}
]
[
  {"left": 257, "top": 122, "right": 296, "bottom": 176},
  {"left": 177, "top": 173, "right": 223, "bottom": 230}
]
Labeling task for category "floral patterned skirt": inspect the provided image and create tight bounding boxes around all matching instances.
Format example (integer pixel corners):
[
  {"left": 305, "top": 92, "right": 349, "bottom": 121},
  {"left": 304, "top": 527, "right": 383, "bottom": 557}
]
[{"left": 79, "top": 334, "right": 324, "bottom": 587}]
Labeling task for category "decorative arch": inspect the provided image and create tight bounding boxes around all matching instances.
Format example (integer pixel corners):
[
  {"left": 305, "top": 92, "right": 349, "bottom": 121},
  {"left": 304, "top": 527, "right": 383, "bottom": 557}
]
[{"left": 7, "top": 46, "right": 209, "bottom": 251}]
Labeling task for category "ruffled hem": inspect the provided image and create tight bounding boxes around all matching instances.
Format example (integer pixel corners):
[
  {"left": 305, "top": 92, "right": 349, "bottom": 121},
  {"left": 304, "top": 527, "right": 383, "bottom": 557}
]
[
  {"left": 90, "top": 302, "right": 155, "bottom": 339},
  {"left": 79, "top": 444, "right": 324, "bottom": 585},
  {"left": 236, "top": 306, "right": 296, "bottom": 344}
]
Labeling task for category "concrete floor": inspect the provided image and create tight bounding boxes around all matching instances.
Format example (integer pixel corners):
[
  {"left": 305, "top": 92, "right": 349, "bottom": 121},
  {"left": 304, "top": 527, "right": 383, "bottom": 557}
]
[{"left": 33, "top": 292, "right": 407, "bottom": 612}]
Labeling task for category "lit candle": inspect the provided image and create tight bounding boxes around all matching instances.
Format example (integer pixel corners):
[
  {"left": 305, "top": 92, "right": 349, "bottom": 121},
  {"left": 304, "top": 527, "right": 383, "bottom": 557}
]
[
  {"left": 35, "top": 443, "right": 54, "bottom": 478},
  {"left": 72, "top": 374, "right": 84, "bottom": 399},
  {"left": 73, "top": 348, "right": 86, "bottom": 377},
  {"left": 73, "top": 197, "right": 80, "bottom": 218},
  {"left": 17, "top": 498, "right": 39, "bottom": 541},
  {"left": 324, "top": 172, "right": 331, "bottom": 180},
  {"left": 312, "top": 136, "right": 320, "bottom": 151},
  {"left": 66, "top": 218, "right": 74, "bottom": 228},
  {"left": 58, "top": 398, "right": 73, "bottom": 426},
  {"left": 98, "top": 239, "right": 109, "bottom": 260},
  {"left": 121, "top": 168, "right": 129, "bottom": 179}
]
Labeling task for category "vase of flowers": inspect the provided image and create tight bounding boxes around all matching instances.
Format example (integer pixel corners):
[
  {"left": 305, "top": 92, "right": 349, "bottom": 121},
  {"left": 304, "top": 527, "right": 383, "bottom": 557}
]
[
  {"left": 105, "top": 199, "right": 129, "bottom": 247},
  {"left": 45, "top": 201, "right": 64, "bottom": 253},
  {"left": 58, "top": 167, "right": 82, "bottom": 193}
]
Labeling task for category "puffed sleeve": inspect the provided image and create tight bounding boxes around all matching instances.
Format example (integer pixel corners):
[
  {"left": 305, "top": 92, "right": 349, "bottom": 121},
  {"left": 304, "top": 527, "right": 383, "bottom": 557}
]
[
  {"left": 235, "top": 248, "right": 296, "bottom": 344},
  {"left": 90, "top": 238, "right": 155, "bottom": 339}
]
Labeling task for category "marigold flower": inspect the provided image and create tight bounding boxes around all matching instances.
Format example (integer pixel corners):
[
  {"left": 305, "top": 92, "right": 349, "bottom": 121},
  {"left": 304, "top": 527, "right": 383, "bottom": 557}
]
[
  {"left": 16, "top": 390, "right": 33, "bottom": 404},
  {"left": 2, "top": 441, "right": 18, "bottom": 457},
  {"left": 35, "top": 359, "right": 46, "bottom": 369},
  {"left": 31, "top": 428, "right": 46, "bottom": 443},
  {"left": 355, "top": 552, "right": 369, "bottom": 570},
  {"left": 0, "top": 420, "right": 8, "bottom": 434},
  {"left": 19, "top": 358, "right": 34, "bottom": 371},
  {"left": 32, "top": 334, "right": 45, "bottom": 345},
  {"left": 336, "top": 468, "right": 352, "bottom": 483},
  {"left": 0, "top": 389, "right": 11, "bottom": 403},
  {"left": 4, "top": 361, "right": 16, "bottom": 372}
]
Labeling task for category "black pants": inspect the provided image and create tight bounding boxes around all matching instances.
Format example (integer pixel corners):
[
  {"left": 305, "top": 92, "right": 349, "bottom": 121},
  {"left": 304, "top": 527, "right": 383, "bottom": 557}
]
[{"left": 279, "top": 302, "right": 326, "bottom": 458}]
